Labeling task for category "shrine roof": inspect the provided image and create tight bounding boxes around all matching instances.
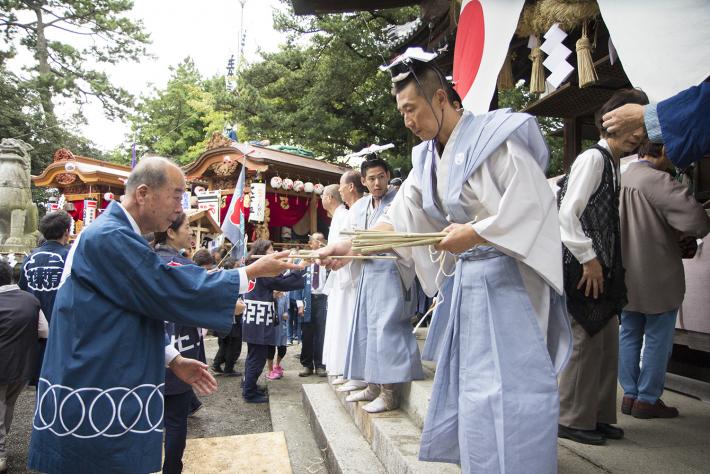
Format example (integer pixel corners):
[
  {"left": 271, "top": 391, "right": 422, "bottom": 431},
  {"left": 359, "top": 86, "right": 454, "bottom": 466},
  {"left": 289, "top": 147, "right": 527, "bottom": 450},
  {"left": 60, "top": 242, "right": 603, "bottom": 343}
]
[
  {"left": 184, "top": 144, "right": 349, "bottom": 184},
  {"left": 32, "top": 154, "right": 131, "bottom": 188}
]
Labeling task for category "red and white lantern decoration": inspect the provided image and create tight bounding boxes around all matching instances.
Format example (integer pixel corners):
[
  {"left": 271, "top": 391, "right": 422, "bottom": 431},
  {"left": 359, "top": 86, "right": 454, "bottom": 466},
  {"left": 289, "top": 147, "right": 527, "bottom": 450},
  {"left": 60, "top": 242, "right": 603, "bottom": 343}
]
[
  {"left": 270, "top": 176, "right": 283, "bottom": 189},
  {"left": 313, "top": 183, "right": 325, "bottom": 195},
  {"left": 103, "top": 192, "right": 115, "bottom": 201},
  {"left": 282, "top": 178, "right": 294, "bottom": 190},
  {"left": 293, "top": 180, "right": 304, "bottom": 192},
  {"left": 304, "top": 181, "right": 314, "bottom": 193}
]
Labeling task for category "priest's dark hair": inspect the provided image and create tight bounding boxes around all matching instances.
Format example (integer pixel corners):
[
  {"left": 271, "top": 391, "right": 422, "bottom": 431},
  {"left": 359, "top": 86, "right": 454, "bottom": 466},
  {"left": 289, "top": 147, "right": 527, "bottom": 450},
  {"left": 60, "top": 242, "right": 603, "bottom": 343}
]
[
  {"left": 596, "top": 88, "right": 649, "bottom": 138},
  {"left": 391, "top": 61, "right": 458, "bottom": 106},
  {"left": 246, "top": 239, "right": 274, "bottom": 264},
  {"left": 39, "top": 210, "right": 72, "bottom": 240},
  {"left": 0, "top": 259, "right": 11, "bottom": 286},
  {"left": 151, "top": 212, "right": 187, "bottom": 248},
  {"left": 360, "top": 155, "right": 391, "bottom": 177},
  {"left": 342, "top": 170, "right": 367, "bottom": 195}
]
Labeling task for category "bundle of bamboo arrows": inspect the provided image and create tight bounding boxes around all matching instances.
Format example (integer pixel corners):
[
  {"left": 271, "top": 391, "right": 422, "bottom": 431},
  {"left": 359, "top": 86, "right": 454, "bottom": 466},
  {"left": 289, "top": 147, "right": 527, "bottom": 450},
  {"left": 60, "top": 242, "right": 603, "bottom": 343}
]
[
  {"left": 341, "top": 229, "right": 448, "bottom": 254},
  {"left": 250, "top": 249, "right": 397, "bottom": 260}
]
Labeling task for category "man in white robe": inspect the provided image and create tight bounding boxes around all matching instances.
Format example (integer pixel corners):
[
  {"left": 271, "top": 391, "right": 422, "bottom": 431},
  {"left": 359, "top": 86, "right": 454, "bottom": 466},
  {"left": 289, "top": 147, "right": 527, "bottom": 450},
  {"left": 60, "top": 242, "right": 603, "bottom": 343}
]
[
  {"left": 329, "top": 171, "right": 368, "bottom": 391},
  {"left": 320, "top": 184, "right": 351, "bottom": 381},
  {"left": 319, "top": 55, "right": 572, "bottom": 473}
]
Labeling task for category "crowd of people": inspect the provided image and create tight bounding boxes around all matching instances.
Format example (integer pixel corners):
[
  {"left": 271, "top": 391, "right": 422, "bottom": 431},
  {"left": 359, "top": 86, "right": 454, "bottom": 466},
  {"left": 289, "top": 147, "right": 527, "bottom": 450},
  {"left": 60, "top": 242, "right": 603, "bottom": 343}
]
[{"left": 0, "top": 53, "right": 707, "bottom": 474}]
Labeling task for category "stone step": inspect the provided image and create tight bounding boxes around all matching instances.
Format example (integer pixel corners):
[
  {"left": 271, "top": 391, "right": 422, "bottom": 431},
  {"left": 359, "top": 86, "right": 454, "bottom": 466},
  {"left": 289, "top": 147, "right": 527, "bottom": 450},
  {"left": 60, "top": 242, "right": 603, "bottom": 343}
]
[
  {"left": 302, "top": 383, "right": 386, "bottom": 474},
  {"left": 397, "top": 332, "right": 435, "bottom": 431},
  {"left": 330, "top": 380, "right": 460, "bottom": 474},
  {"left": 399, "top": 378, "right": 433, "bottom": 431}
]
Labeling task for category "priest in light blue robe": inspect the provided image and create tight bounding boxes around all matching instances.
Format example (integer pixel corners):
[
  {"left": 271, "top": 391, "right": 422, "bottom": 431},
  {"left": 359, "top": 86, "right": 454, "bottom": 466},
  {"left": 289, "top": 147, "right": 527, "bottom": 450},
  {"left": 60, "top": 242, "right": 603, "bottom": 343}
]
[
  {"left": 341, "top": 157, "right": 423, "bottom": 414},
  {"left": 28, "top": 157, "right": 298, "bottom": 474},
  {"left": 321, "top": 56, "right": 572, "bottom": 473}
]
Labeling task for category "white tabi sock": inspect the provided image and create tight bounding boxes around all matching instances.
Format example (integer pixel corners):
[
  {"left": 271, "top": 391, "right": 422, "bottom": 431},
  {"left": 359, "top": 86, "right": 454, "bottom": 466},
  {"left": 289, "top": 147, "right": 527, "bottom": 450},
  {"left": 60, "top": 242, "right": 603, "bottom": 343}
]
[
  {"left": 337, "top": 379, "right": 368, "bottom": 392},
  {"left": 345, "top": 383, "right": 380, "bottom": 402},
  {"left": 362, "top": 386, "right": 399, "bottom": 413},
  {"left": 331, "top": 376, "right": 347, "bottom": 385}
]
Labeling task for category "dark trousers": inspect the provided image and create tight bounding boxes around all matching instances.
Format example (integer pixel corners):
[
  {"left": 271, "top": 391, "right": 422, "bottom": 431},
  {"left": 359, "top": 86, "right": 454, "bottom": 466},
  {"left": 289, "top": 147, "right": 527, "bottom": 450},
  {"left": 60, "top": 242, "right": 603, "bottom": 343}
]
[
  {"left": 301, "top": 294, "right": 328, "bottom": 370},
  {"left": 267, "top": 345, "right": 287, "bottom": 360},
  {"left": 243, "top": 343, "right": 267, "bottom": 399},
  {"left": 288, "top": 301, "right": 301, "bottom": 342},
  {"left": 163, "top": 389, "right": 193, "bottom": 474},
  {"left": 213, "top": 323, "right": 242, "bottom": 371},
  {"left": 189, "top": 390, "right": 201, "bottom": 413}
]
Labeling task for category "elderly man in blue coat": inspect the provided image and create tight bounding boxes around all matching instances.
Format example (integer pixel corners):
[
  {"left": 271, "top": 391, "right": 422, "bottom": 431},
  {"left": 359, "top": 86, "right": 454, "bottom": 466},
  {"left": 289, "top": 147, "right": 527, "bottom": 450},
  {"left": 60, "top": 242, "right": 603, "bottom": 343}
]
[{"left": 28, "top": 156, "right": 299, "bottom": 474}]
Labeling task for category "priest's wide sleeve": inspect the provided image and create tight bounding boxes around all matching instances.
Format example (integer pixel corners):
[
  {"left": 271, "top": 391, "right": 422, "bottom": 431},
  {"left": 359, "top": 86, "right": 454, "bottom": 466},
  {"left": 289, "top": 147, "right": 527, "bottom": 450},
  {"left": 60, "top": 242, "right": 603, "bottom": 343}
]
[
  {"left": 472, "top": 138, "right": 557, "bottom": 260},
  {"left": 74, "top": 227, "right": 238, "bottom": 333}
]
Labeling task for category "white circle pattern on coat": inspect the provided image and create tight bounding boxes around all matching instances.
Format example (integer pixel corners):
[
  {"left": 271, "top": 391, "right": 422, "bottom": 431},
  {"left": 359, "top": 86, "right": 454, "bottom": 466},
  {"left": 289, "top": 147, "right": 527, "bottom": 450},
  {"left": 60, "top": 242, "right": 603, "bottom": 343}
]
[{"left": 33, "top": 378, "right": 164, "bottom": 438}]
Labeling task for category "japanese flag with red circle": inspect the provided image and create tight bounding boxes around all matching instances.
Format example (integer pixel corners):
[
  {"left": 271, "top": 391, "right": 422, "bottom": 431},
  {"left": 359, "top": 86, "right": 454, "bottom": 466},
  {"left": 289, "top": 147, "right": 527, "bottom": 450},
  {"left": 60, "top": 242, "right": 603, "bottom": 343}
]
[{"left": 454, "top": 0, "right": 525, "bottom": 113}]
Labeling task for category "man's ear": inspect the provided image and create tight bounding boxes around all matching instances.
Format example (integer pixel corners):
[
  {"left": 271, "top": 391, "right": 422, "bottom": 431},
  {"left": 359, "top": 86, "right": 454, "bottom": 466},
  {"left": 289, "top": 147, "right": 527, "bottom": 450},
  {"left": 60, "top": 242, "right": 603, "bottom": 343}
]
[
  {"left": 435, "top": 89, "right": 448, "bottom": 108},
  {"left": 135, "top": 184, "right": 149, "bottom": 204}
]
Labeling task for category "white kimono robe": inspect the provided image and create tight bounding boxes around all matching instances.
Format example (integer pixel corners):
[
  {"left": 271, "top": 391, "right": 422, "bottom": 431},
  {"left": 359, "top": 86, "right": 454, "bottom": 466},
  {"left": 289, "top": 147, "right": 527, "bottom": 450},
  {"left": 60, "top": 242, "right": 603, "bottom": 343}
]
[{"left": 321, "top": 204, "right": 355, "bottom": 375}]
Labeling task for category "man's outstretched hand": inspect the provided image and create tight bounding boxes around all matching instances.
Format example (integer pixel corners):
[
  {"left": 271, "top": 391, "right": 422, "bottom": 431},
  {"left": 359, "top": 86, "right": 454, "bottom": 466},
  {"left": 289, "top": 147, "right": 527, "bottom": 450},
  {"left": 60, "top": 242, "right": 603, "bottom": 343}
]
[
  {"left": 317, "top": 240, "right": 354, "bottom": 270},
  {"left": 245, "top": 250, "right": 304, "bottom": 279},
  {"left": 602, "top": 103, "right": 645, "bottom": 136},
  {"left": 169, "top": 355, "right": 218, "bottom": 395}
]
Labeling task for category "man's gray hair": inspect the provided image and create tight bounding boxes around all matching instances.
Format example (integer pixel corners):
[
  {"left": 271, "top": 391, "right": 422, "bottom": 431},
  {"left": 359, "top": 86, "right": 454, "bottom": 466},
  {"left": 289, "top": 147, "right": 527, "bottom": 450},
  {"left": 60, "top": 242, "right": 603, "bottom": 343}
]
[
  {"left": 323, "top": 184, "right": 342, "bottom": 203},
  {"left": 125, "top": 156, "right": 179, "bottom": 192}
]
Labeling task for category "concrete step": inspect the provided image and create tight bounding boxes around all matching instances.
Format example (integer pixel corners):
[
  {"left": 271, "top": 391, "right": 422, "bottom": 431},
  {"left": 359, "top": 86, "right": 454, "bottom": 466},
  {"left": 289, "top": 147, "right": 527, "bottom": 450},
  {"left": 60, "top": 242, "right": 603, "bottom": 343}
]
[
  {"left": 302, "top": 383, "right": 386, "bottom": 474},
  {"left": 330, "top": 380, "right": 460, "bottom": 474}
]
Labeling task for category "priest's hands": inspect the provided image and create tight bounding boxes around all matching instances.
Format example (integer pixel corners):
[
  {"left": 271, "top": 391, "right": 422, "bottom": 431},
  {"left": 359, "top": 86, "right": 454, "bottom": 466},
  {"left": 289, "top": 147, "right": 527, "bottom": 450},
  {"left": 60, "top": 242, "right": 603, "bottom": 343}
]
[
  {"left": 317, "top": 239, "right": 354, "bottom": 270},
  {"left": 169, "top": 355, "right": 218, "bottom": 395},
  {"left": 245, "top": 250, "right": 304, "bottom": 279},
  {"left": 436, "top": 223, "right": 484, "bottom": 254},
  {"left": 578, "top": 257, "right": 604, "bottom": 299},
  {"left": 602, "top": 103, "right": 645, "bottom": 136}
]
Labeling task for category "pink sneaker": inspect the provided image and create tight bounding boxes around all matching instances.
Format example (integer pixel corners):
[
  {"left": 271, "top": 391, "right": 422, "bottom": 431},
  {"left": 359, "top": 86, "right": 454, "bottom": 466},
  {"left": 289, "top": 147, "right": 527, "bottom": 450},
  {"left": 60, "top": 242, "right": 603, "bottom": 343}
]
[
  {"left": 266, "top": 370, "right": 281, "bottom": 380},
  {"left": 275, "top": 366, "right": 284, "bottom": 376}
]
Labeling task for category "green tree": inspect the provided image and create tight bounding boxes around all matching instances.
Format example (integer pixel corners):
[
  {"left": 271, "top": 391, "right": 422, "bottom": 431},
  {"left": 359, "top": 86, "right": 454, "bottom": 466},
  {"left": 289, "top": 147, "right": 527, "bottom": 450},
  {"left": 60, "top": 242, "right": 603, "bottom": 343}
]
[
  {"left": 232, "top": 5, "right": 419, "bottom": 171},
  {"left": 0, "top": 59, "right": 103, "bottom": 174},
  {"left": 0, "top": 0, "right": 149, "bottom": 169},
  {"left": 130, "top": 58, "right": 235, "bottom": 165}
]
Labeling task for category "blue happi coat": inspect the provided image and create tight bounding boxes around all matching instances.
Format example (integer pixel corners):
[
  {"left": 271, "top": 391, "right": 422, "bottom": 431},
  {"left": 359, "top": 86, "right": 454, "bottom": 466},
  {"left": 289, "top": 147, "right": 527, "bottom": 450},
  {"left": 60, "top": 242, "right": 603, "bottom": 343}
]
[
  {"left": 242, "top": 271, "right": 305, "bottom": 345},
  {"left": 155, "top": 245, "right": 207, "bottom": 395},
  {"left": 18, "top": 240, "right": 69, "bottom": 322},
  {"left": 656, "top": 82, "right": 709, "bottom": 168},
  {"left": 28, "top": 202, "right": 239, "bottom": 474}
]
